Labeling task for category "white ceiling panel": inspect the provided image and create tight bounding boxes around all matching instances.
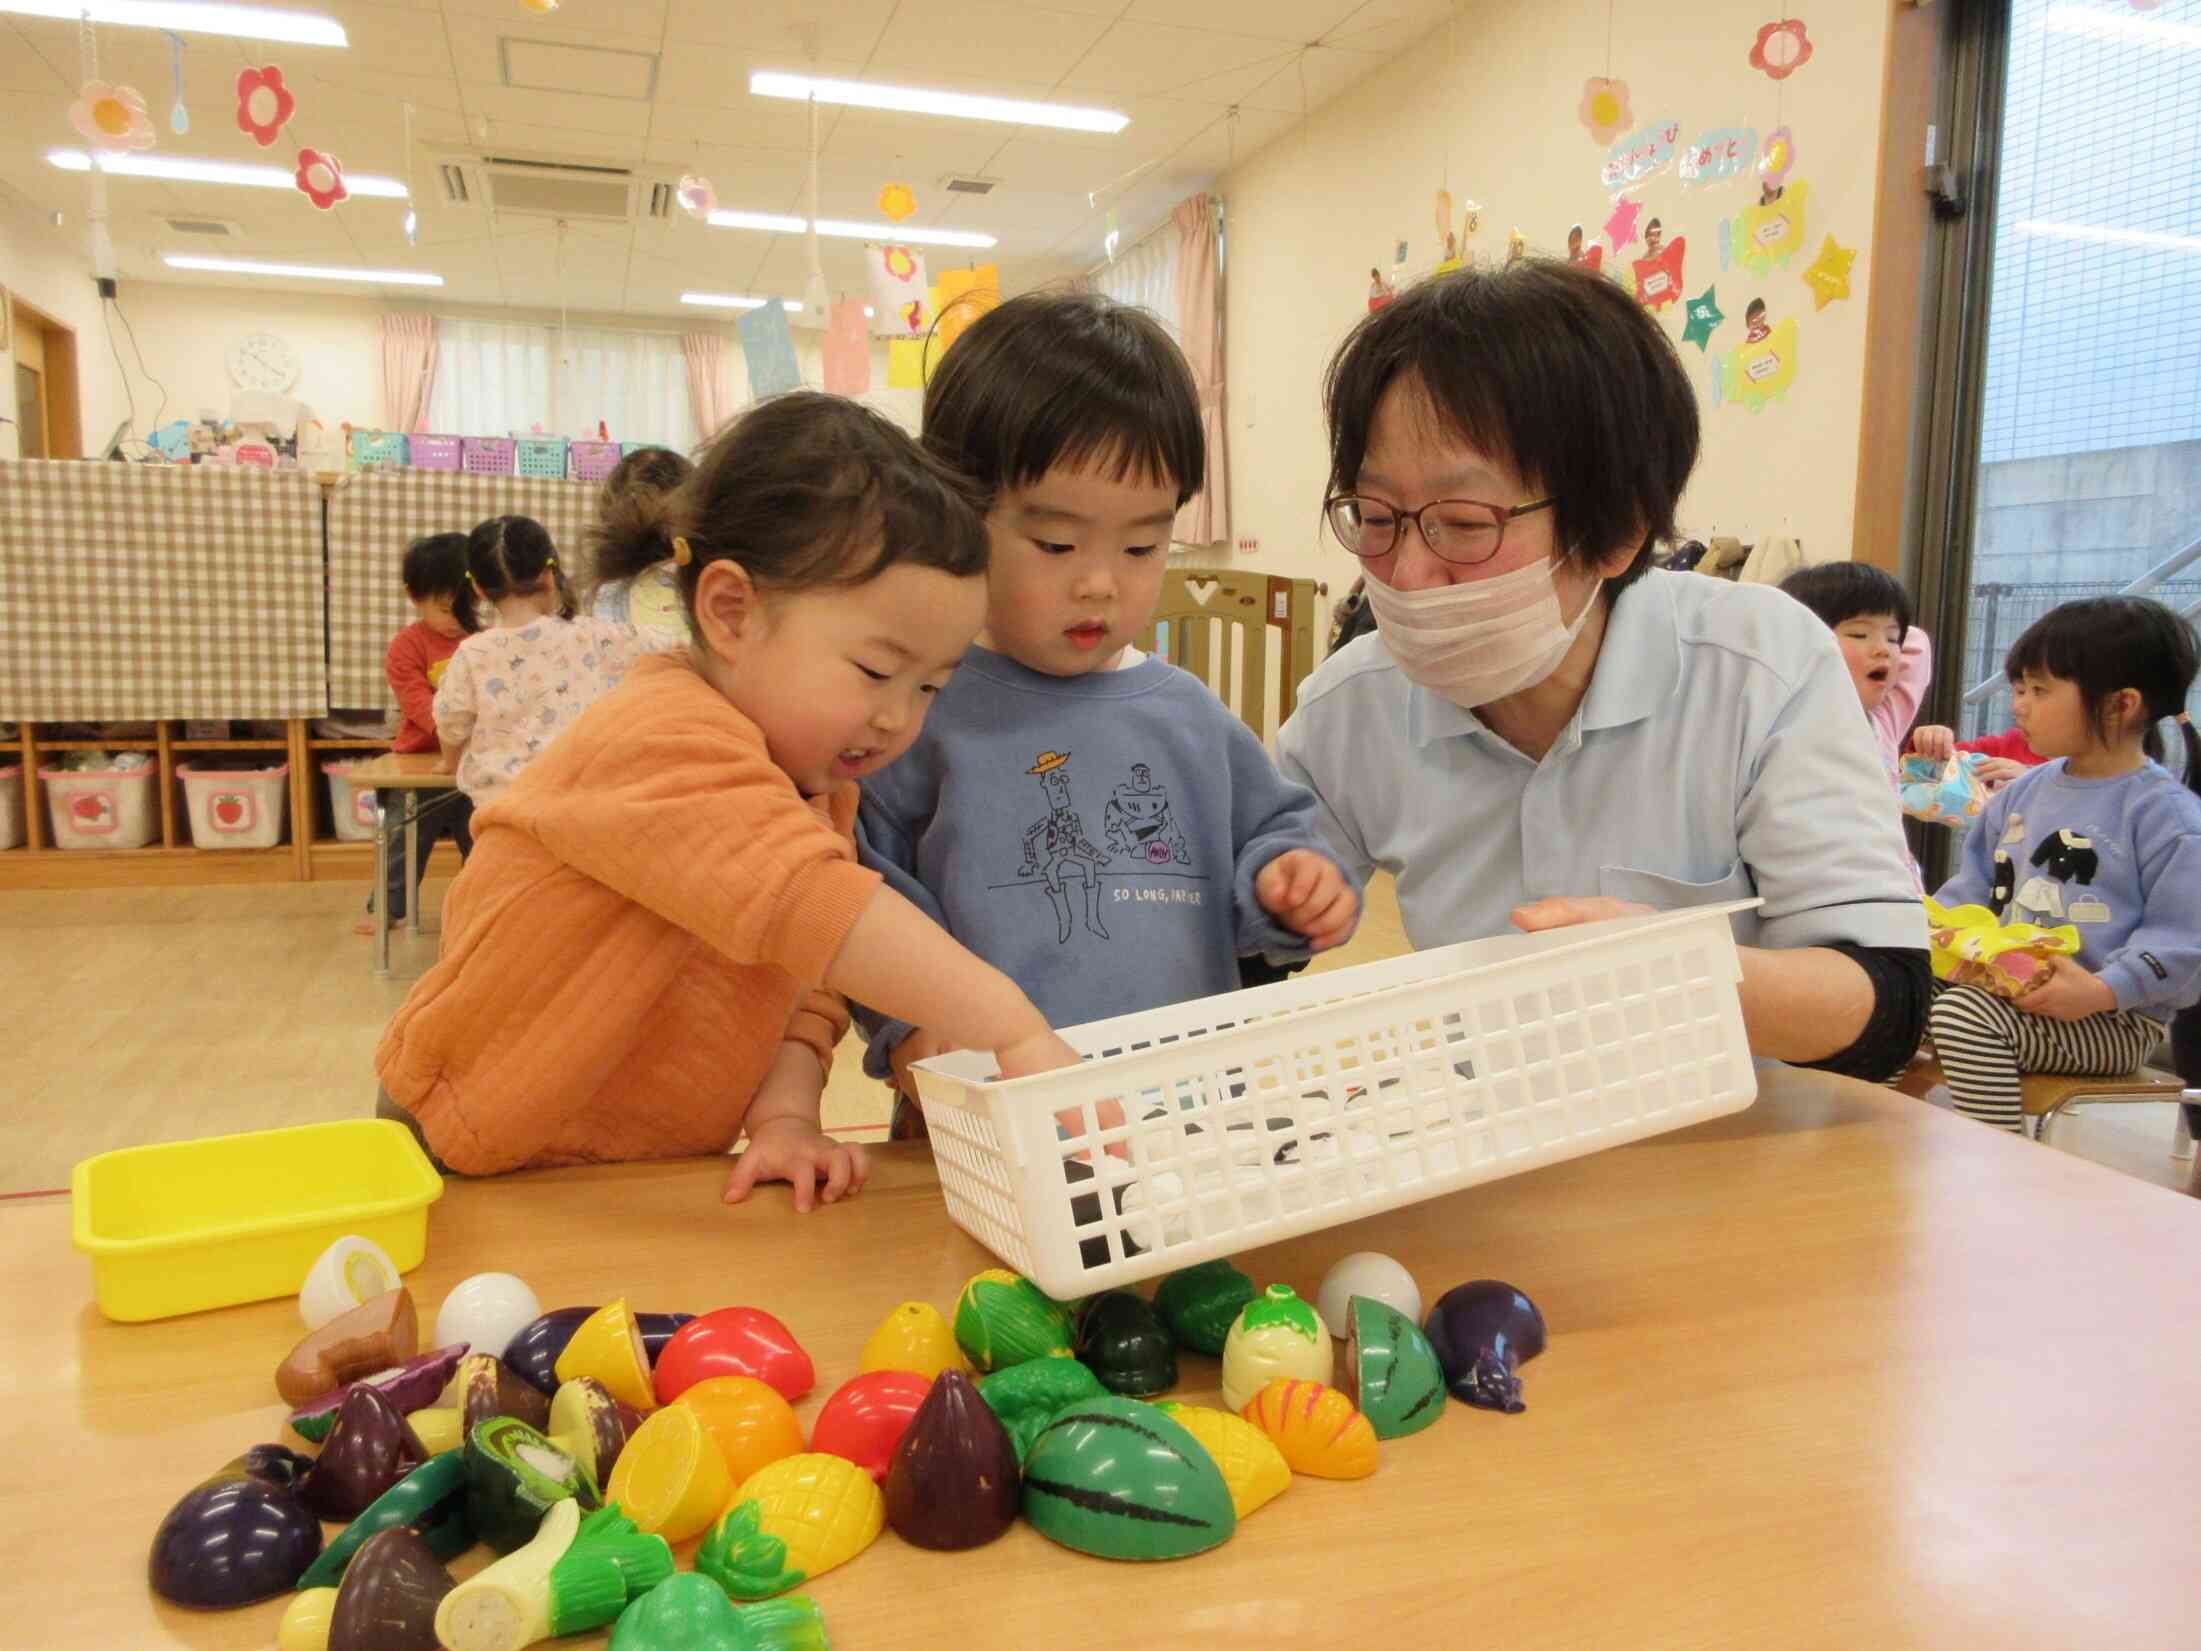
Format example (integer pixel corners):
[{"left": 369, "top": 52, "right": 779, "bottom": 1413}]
[
  {"left": 662, "top": 0, "right": 897, "bottom": 61},
  {"left": 864, "top": 0, "right": 1116, "bottom": 86}
]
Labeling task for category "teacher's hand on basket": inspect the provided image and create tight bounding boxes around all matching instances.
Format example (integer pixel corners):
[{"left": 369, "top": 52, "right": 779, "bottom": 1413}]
[{"left": 1509, "top": 896, "right": 1655, "bottom": 933}]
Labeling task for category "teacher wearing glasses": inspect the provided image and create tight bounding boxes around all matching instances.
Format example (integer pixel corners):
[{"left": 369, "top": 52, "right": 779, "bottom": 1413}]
[{"left": 1276, "top": 259, "right": 1928, "bottom": 1080}]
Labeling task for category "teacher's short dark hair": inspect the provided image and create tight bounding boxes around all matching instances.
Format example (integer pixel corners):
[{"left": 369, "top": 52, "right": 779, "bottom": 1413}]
[{"left": 1322, "top": 258, "right": 1699, "bottom": 593}]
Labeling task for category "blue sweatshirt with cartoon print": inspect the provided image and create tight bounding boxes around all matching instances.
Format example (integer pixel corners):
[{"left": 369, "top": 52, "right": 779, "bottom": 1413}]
[
  {"left": 1934, "top": 757, "right": 2201, "bottom": 1016},
  {"left": 853, "top": 644, "right": 1360, "bottom": 1077}
]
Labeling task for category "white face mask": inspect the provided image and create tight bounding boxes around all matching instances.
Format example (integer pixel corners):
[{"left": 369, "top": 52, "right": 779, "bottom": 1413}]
[{"left": 1362, "top": 552, "right": 1602, "bottom": 708}]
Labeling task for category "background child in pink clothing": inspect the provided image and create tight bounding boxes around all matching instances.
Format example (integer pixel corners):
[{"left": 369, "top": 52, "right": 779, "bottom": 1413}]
[
  {"left": 1779, "top": 562, "right": 1932, "bottom": 783},
  {"left": 434, "top": 515, "right": 661, "bottom": 810}
]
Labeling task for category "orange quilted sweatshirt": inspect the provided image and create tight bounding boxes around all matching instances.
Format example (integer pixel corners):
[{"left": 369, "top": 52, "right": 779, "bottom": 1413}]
[{"left": 374, "top": 652, "right": 881, "bottom": 1174}]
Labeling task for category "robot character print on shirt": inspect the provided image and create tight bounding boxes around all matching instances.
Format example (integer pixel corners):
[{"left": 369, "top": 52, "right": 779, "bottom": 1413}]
[
  {"left": 1104, "top": 763, "right": 1188, "bottom": 865},
  {"left": 1011, "top": 751, "right": 1205, "bottom": 945}
]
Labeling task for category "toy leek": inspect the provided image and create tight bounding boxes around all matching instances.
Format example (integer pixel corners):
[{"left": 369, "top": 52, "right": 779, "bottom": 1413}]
[
  {"left": 976, "top": 1352, "right": 1105, "bottom": 1464},
  {"left": 1153, "top": 1258, "right": 1255, "bottom": 1356},
  {"left": 698, "top": 1454, "right": 883, "bottom": 1600},
  {"left": 329, "top": 1527, "right": 454, "bottom": 1651},
  {"left": 1219, "top": 1283, "right": 1330, "bottom": 1412},
  {"left": 952, "top": 1269, "right": 1075, "bottom": 1372},
  {"left": 435, "top": 1499, "right": 675, "bottom": 1651},
  {"left": 298, "top": 1450, "right": 470, "bottom": 1590},
  {"left": 608, "top": 1573, "right": 828, "bottom": 1651},
  {"left": 466, "top": 1414, "right": 600, "bottom": 1554}
]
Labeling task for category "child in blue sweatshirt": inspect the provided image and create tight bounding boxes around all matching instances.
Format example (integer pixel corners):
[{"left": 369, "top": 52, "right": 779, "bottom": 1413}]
[
  {"left": 856, "top": 292, "right": 1361, "bottom": 1123},
  {"left": 1929, "top": 597, "right": 2201, "bottom": 1131}
]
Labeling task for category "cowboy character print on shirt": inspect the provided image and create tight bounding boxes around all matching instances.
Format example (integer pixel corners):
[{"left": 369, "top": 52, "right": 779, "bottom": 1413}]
[
  {"left": 1104, "top": 762, "right": 1189, "bottom": 866},
  {"left": 1019, "top": 750, "right": 1111, "bottom": 943}
]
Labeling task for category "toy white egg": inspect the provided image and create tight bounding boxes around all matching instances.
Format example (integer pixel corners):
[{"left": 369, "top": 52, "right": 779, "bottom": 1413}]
[
  {"left": 297, "top": 1235, "right": 400, "bottom": 1329},
  {"left": 1316, "top": 1251, "right": 1420, "bottom": 1339},
  {"left": 434, "top": 1272, "right": 543, "bottom": 1357}
]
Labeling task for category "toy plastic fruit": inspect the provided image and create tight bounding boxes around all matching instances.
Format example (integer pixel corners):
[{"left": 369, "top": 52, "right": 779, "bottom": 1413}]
[
  {"left": 410, "top": 1407, "right": 464, "bottom": 1455},
  {"left": 1220, "top": 1283, "right": 1330, "bottom": 1412},
  {"left": 554, "top": 1299, "right": 658, "bottom": 1413},
  {"left": 436, "top": 1498, "right": 673, "bottom": 1651},
  {"left": 1021, "top": 1396, "right": 1235, "bottom": 1561},
  {"left": 459, "top": 1351, "right": 553, "bottom": 1436},
  {"left": 1153, "top": 1258, "right": 1255, "bottom": 1356},
  {"left": 148, "top": 1446, "right": 321, "bottom": 1606},
  {"left": 437, "top": 1273, "right": 544, "bottom": 1360},
  {"left": 299, "top": 1450, "right": 471, "bottom": 1589},
  {"left": 607, "top": 1572, "right": 828, "bottom": 1651},
  {"left": 301, "top": 1385, "right": 432, "bottom": 1521},
  {"left": 1156, "top": 1403, "right": 1291, "bottom": 1519},
  {"left": 607, "top": 1402, "right": 735, "bottom": 1542},
  {"left": 858, "top": 1300, "right": 968, "bottom": 1378},
  {"left": 807, "top": 1369, "right": 929, "bottom": 1483},
  {"left": 675, "top": 1375, "right": 804, "bottom": 1485},
  {"left": 1316, "top": 1252, "right": 1420, "bottom": 1338},
  {"left": 1075, "top": 1291, "right": 1176, "bottom": 1396},
  {"left": 549, "top": 1377, "right": 642, "bottom": 1485},
  {"left": 1344, "top": 1296, "right": 1445, "bottom": 1439},
  {"left": 1425, "top": 1279, "right": 1547, "bottom": 1413},
  {"left": 698, "top": 1453, "right": 884, "bottom": 1599},
  {"left": 279, "top": 1586, "right": 339, "bottom": 1651},
  {"left": 466, "top": 1415, "right": 600, "bottom": 1554},
  {"left": 883, "top": 1370, "right": 1019, "bottom": 1550},
  {"left": 977, "top": 1353, "right": 1106, "bottom": 1464},
  {"left": 505, "top": 1308, "right": 693, "bottom": 1396},
  {"left": 1240, "top": 1378, "right": 1379, "bottom": 1479},
  {"left": 278, "top": 1288, "right": 419, "bottom": 1405},
  {"left": 954, "top": 1268, "right": 1076, "bottom": 1372},
  {"left": 299, "top": 1236, "right": 400, "bottom": 1329},
  {"left": 329, "top": 1527, "right": 453, "bottom": 1651},
  {"left": 654, "top": 1307, "right": 814, "bottom": 1405},
  {"left": 287, "top": 1344, "right": 466, "bottom": 1444}
]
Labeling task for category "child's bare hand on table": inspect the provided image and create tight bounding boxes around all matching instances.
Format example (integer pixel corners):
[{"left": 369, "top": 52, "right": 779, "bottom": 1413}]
[
  {"left": 725, "top": 1116, "right": 870, "bottom": 1212},
  {"left": 1255, "top": 849, "right": 1360, "bottom": 952}
]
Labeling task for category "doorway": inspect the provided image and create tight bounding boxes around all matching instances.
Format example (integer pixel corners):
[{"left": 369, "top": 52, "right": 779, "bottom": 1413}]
[{"left": 5, "top": 291, "right": 83, "bottom": 460}]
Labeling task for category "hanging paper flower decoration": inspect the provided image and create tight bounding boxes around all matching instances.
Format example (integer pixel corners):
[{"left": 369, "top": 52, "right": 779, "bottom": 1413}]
[
  {"left": 70, "top": 81, "right": 156, "bottom": 152},
  {"left": 523, "top": 0, "right": 561, "bottom": 10},
  {"left": 1759, "top": 125, "right": 1797, "bottom": 187},
  {"left": 1749, "top": 20, "right": 1814, "bottom": 81},
  {"left": 235, "top": 66, "right": 295, "bottom": 148},
  {"left": 877, "top": 181, "right": 917, "bottom": 222},
  {"left": 882, "top": 244, "right": 919, "bottom": 282},
  {"left": 675, "top": 172, "right": 715, "bottom": 218},
  {"left": 1578, "top": 77, "right": 1632, "bottom": 145},
  {"left": 295, "top": 147, "right": 348, "bottom": 210}
]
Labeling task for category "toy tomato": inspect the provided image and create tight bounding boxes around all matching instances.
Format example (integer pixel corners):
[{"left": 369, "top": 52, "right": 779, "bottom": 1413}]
[
  {"left": 807, "top": 1370, "right": 930, "bottom": 1483},
  {"left": 652, "top": 1308, "right": 814, "bottom": 1406}
]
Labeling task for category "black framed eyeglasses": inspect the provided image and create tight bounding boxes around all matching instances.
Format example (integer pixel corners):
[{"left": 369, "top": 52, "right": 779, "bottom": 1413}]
[{"left": 1323, "top": 493, "right": 1557, "bottom": 566}]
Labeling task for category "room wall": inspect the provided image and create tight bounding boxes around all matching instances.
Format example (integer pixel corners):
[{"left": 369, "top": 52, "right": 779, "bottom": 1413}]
[
  {"left": 1221, "top": 3, "right": 1894, "bottom": 590},
  {"left": 0, "top": 193, "right": 109, "bottom": 459}
]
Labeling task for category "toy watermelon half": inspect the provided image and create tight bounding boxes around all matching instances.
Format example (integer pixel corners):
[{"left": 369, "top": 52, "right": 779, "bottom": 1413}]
[{"left": 1021, "top": 1397, "right": 1234, "bottom": 1561}]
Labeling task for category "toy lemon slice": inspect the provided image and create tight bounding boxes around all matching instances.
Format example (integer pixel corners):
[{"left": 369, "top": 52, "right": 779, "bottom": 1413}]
[
  {"left": 552, "top": 1299, "right": 657, "bottom": 1414},
  {"left": 699, "top": 1453, "right": 885, "bottom": 1600},
  {"left": 606, "top": 1403, "right": 734, "bottom": 1542}
]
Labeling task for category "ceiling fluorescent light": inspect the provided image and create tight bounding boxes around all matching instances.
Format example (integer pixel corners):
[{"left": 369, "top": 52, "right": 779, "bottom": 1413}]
[
  {"left": 163, "top": 254, "right": 442, "bottom": 285},
  {"left": 50, "top": 149, "right": 405, "bottom": 198},
  {"left": 706, "top": 208, "right": 995, "bottom": 249},
  {"left": 0, "top": 2, "right": 346, "bottom": 46},
  {"left": 2043, "top": 7, "right": 2201, "bottom": 49},
  {"left": 751, "top": 70, "right": 1126, "bottom": 134},
  {"left": 682, "top": 293, "right": 872, "bottom": 315},
  {"left": 2015, "top": 219, "right": 2201, "bottom": 255}
]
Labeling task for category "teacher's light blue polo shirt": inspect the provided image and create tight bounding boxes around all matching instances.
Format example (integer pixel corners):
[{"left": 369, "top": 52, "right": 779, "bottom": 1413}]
[{"left": 1275, "top": 570, "right": 1925, "bottom": 955}]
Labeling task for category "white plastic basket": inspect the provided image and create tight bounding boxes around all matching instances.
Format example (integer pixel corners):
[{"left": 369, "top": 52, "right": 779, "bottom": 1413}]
[{"left": 911, "top": 902, "right": 1760, "bottom": 1300}]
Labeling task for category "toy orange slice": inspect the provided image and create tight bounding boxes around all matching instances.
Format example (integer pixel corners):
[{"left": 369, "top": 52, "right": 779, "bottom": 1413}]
[
  {"left": 1241, "top": 1378, "right": 1379, "bottom": 1480},
  {"left": 674, "top": 1376, "right": 805, "bottom": 1485},
  {"left": 553, "top": 1298, "right": 656, "bottom": 1413},
  {"left": 605, "top": 1402, "right": 733, "bottom": 1542}
]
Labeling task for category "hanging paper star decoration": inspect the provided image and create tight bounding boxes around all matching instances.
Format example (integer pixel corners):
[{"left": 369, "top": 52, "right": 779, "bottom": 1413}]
[
  {"left": 1681, "top": 285, "right": 1725, "bottom": 350},
  {"left": 1603, "top": 194, "right": 1644, "bottom": 254},
  {"left": 877, "top": 181, "right": 917, "bottom": 221},
  {"left": 1801, "top": 233, "right": 1855, "bottom": 309}
]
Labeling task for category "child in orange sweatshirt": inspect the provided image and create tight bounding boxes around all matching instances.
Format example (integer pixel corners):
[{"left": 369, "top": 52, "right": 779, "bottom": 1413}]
[{"left": 375, "top": 393, "right": 1080, "bottom": 1206}]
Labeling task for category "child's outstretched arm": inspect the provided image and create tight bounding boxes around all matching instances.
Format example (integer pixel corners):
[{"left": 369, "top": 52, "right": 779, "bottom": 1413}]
[{"left": 1222, "top": 716, "right": 1363, "bottom": 958}]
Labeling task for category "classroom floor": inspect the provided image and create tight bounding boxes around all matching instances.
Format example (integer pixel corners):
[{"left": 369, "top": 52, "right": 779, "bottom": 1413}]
[{"left": 5, "top": 873, "right": 2192, "bottom": 1199}]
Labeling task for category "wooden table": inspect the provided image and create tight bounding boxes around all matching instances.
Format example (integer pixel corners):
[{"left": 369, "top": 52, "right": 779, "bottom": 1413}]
[
  {"left": 10, "top": 1068, "right": 2199, "bottom": 1649},
  {"left": 339, "top": 751, "right": 459, "bottom": 975}
]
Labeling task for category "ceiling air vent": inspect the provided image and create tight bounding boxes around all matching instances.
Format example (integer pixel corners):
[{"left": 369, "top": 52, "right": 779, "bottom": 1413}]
[
  {"left": 942, "top": 175, "right": 997, "bottom": 196},
  {"left": 647, "top": 180, "right": 675, "bottom": 220},
  {"left": 480, "top": 155, "right": 635, "bottom": 222},
  {"left": 164, "top": 217, "right": 239, "bottom": 236},
  {"left": 438, "top": 163, "right": 474, "bottom": 206}
]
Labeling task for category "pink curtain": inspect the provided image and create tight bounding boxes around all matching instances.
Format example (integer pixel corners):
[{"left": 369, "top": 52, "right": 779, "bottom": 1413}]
[
  {"left": 379, "top": 314, "right": 437, "bottom": 433},
  {"left": 682, "top": 332, "right": 734, "bottom": 439},
  {"left": 1171, "top": 193, "right": 1229, "bottom": 546}
]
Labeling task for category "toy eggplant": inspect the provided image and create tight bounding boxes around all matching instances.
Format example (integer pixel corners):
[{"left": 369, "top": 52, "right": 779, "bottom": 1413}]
[
  {"left": 883, "top": 1369, "right": 1019, "bottom": 1550},
  {"left": 436, "top": 1499, "right": 673, "bottom": 1651},
  {"left": 1343, "top": 1296, "right": 1445, "bottom": 1440},
  {"left": 287, "top": 1345, "right": 466, "bottom": 1443},
  {"left": 1240, "top": 1378, "right": 1379, "bottom": 1479},
  {"left": 858, "top": 1300, "right": 968, "bottom": 1379},
  {"left": 1154, "top": 1403, "right": 1290, "bottom": 1519},
  {"left": 301, "top": 1386, "right": 432, "bottom": 1522},
  {"left": 1424, "top": 1280, "right": 1547, "bottom": 1413},
  {"left": 549, "top": 1377, "right": 643, "bottom": 1486},
  {"left": 299, "top": 1236, "right": 400, "bottom": 1330},
  {"left": 298, "top": 1450, "right": 471, "bottom": 1590},
  {"left": 1153, "top": 1258, "right": 1255, "bottom": 1356},
  {"left": 328, "top": 1527, "right": 454, "bottom": 1651},
  {"left": 1315, "top": 1252, "right": 1421, "bottom": 1338},
  {"left": 1219, "top": 1283, "right": 1330, "bottom": 1412},
  {"left": 277, "top": 1288, "right": 419, "bottom": 1406},
  {"left": 459, "top": 1352, "right": 553, "bottom": 1436},
  {"left": 504, "top": 1308, "right": 694, "bottom": 1396},
  {"left": 607, "top": 1573, "right": 827, "bottom": 1651},
  {"left": 699, "top": 1453, "right": 884, "bottom": 1600},
  {"left": 148, "top": 1445, "right": 322, "bottom": 1607},
  {"left": 1021, "top": 1396, "right": 1235, "bottom": 1561},
  {"left": 606, "top": 1402, "right": 734, "bottom": 1542},
  {"left": 435, "top": 1273, "right": 544, "bottom": 1360},
  {"left": 975, "top": 1354, "right": 1106, "bottom": 1465},
  {"left": 554, "top": 1299, "right": 661, "bottom": 1413},
  {"left": 953, "top": 1268, "right": 1076, "bottom": 1372},
  {"left": 1075, "top": 1291, "right": 1177, "bottom": 1397},
  {"left": 654, "top": 1307, "right": 815, "bottom": 1405},
  {"left": 465, "top": 1414, "right": 601, "bottom": 1554},
  {"left": 673, "top": 1375, "right": 805, "bottom": 1484},
  {"left": 807, "top": 1369, "right": 930, "bottom": 1483}
]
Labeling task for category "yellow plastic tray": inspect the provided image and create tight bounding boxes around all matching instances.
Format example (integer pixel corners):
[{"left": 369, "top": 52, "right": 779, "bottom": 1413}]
[{"left": 71, "top": 1119, "right": 444, "bottom": 1323}]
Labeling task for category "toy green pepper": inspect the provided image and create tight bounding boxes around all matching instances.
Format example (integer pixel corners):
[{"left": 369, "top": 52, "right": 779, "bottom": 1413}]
[
  {"left": 1075, "top": 1292, "right": 1177, "bottom": 1397},
  {"left": 976, "top": 1354, "right": 1105, "bottom": 1464},
  {"left": 1154, "top": 1259, "right": 1256, "bottom": 1357},
  {"left": 298, "top": 1451, "right": 471, "bottom": 1591}
]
